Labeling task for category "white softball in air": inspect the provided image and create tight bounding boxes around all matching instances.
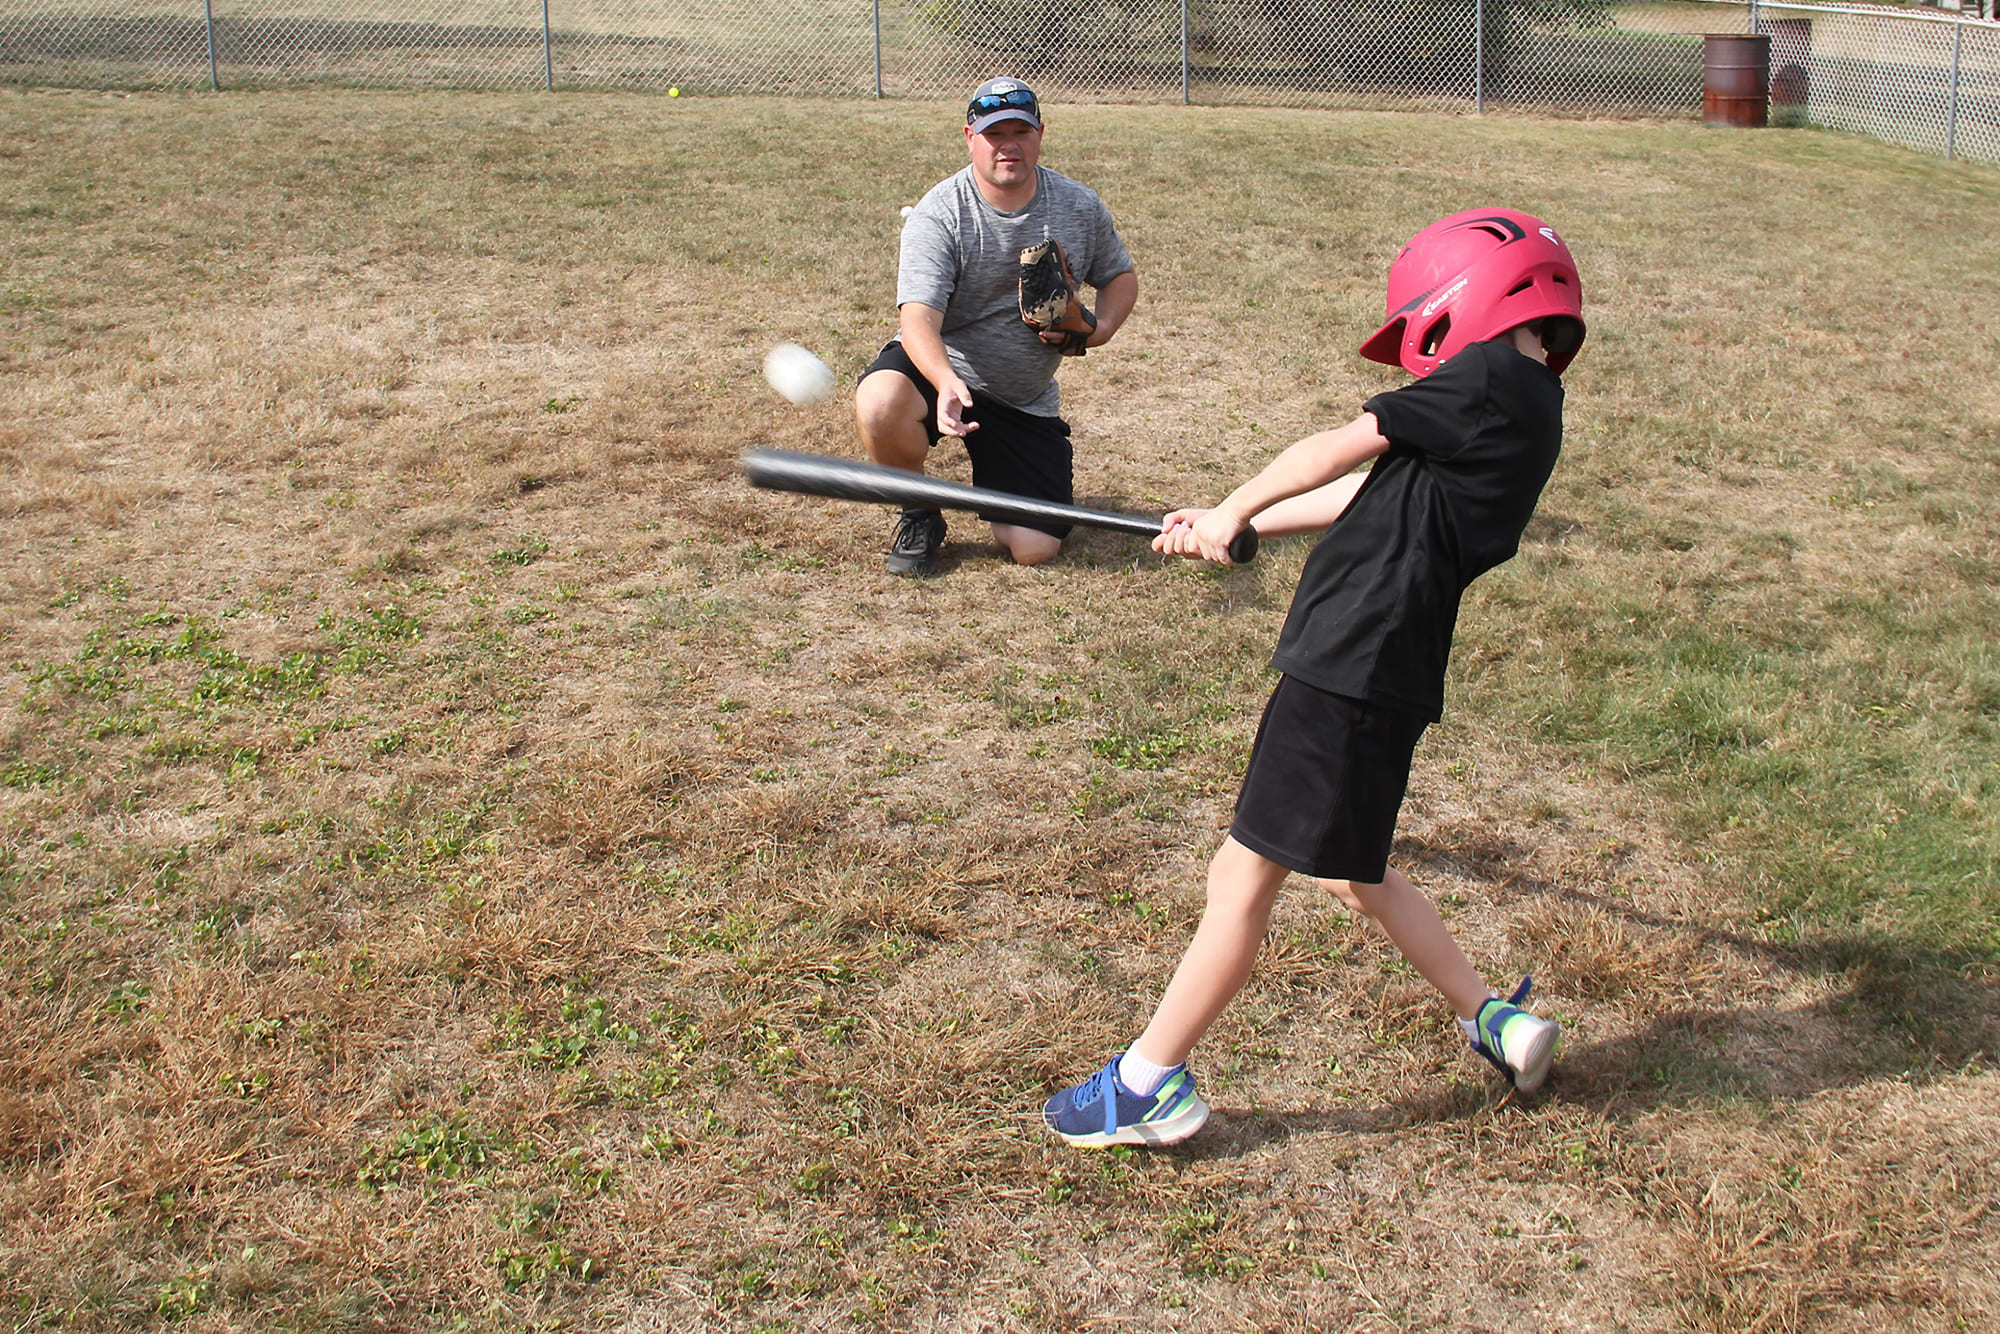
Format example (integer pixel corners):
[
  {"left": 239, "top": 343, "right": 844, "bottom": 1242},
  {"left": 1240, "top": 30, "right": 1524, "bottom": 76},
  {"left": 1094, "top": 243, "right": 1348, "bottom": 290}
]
[{"left": 763, "top": 343, "right": 836, "bottom": 406}]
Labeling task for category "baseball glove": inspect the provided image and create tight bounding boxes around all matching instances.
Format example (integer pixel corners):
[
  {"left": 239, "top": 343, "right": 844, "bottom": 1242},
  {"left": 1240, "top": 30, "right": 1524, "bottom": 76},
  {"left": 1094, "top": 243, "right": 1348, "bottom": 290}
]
[{"left": 1018, "top": 237, "right": 1097, "bottom": 356}]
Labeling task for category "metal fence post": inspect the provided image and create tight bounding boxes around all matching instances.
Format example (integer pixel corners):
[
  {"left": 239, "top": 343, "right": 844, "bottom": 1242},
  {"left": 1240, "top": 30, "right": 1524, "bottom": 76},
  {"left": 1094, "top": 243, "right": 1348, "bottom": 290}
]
[
  {"left": 542, "top": 0, "right": 553, "bottom": 91},
  {"left": 1181, "top": 0, "right": 1190, "bottom": 105},
  {"left": 873, "top": 0, "right": 883, "bottom": 98},
  {"left": 1946, "top": 18, "right": 1963, "bottom": 161},
  {"left": 204, "top": 0, "right": 218, "bottom": 90},
  {"left": 1475, "top": 0, "right": 1485, "bottom": 114}
]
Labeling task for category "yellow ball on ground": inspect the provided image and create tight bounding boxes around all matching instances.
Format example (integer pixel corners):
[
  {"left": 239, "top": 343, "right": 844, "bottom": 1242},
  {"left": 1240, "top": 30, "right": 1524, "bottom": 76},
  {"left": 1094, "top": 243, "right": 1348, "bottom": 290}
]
[{"left": 669, "top": 87, "right": 680, "bottom": 97}]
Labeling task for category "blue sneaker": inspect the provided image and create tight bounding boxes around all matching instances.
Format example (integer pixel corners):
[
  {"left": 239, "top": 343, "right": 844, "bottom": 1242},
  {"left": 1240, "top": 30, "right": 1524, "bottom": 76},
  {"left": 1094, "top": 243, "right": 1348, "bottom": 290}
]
[
  {"left": 1468, "top": 977, "right": 1559, "bottom": 1093},
  {"left": 1043, "top": 1055, "right": 1210, "bottom": 1147}
]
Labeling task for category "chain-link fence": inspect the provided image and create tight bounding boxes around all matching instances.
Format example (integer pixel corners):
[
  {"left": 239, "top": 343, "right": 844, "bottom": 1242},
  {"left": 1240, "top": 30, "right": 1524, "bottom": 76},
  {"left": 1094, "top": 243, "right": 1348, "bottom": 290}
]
[
  {"left": 2, "top": 0, "right": 1995, "bottom": 165},
  {"left": 1756, "top": 2, "right": 2000, "bottom": 162}
]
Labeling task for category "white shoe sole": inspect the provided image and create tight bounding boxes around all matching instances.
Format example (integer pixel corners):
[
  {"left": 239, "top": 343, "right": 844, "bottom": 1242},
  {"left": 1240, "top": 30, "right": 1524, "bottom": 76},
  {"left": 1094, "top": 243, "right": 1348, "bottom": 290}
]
[{"left": 1504, "top": 1018, "right": 1559, "bottom": 1093}]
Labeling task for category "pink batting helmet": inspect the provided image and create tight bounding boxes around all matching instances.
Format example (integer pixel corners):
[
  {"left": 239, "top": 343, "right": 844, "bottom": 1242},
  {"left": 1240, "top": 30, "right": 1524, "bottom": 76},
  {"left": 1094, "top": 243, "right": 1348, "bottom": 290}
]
[{"left": 1359, "top": 208, "right": 1586, "bottom": 377}]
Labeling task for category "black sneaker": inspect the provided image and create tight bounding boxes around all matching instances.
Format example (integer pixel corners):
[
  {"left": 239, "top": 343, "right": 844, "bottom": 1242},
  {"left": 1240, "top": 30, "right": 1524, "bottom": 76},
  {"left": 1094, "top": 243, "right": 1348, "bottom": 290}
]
[{"left": 886, "top": 507, "right": 946, "bottom": 576}]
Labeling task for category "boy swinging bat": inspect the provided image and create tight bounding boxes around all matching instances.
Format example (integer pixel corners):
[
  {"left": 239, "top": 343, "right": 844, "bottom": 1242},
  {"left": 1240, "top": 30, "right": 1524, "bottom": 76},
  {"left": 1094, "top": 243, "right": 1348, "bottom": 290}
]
[{"left": 1043, "top": 208, "right": 1588, "bottom": 1146}]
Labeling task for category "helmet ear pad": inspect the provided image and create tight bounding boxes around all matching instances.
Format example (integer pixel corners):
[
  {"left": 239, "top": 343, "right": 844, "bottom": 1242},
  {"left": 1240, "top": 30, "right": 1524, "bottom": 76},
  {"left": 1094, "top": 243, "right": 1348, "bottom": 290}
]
[
  {"left": 1360, "top": 209, "right": 1587, "bottom": 377},
  {"left": 1538, "top": 313, "right": 1585, "bottom": 365}
]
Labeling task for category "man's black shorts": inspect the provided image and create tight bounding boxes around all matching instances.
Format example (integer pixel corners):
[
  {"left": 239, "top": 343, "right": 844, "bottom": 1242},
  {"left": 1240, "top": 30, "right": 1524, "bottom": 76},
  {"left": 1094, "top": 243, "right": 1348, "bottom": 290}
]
[
  {"left": 1229, "top": 674, "right": 1430, "bottom": 884},
  {"left": 862, "top": 339, "right": 1074, "bottom": 539}
]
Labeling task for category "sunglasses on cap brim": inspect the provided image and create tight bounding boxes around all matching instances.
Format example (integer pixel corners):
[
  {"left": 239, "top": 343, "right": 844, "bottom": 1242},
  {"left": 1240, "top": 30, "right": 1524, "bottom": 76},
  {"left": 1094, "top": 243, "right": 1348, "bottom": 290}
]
[{"left": 967, "top": 88, "right": 1039, "bottom": 122}]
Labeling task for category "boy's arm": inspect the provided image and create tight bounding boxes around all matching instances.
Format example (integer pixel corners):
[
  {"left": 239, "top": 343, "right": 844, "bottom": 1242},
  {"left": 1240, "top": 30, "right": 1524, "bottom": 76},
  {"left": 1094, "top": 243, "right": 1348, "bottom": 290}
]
[
  {"left": 1244, "top": 471, "right": 1371, "bottom": 536},
  {"left": 1156, "top": 413, "right": 1390, "bottom": 563}
]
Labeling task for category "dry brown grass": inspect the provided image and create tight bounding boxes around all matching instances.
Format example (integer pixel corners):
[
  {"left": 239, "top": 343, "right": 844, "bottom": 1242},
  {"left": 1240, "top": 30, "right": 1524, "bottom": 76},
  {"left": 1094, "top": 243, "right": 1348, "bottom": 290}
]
[{"left": 1, "top": 86, "right": 1997, "bottom": 1332}]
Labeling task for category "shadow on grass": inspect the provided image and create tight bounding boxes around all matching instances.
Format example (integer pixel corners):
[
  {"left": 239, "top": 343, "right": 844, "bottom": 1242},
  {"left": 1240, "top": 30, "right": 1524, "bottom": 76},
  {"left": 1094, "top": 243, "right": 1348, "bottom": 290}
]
[
  {"left": 1167, "top": 843, "right": 1999, "bottom": 1159},
  {"left": 1392, "top": 841, "right": 2000, "bottom": 1125},
  {"left": 1184, "top": 967, "right": 1997, "bottom": 1158}
]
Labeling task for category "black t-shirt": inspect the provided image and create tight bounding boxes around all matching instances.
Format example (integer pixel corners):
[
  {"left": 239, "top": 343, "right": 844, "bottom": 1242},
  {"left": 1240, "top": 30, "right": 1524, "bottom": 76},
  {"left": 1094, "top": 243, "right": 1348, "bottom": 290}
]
[{"left": 1268, "top": 340, "right": 1564, "bottom": 722}]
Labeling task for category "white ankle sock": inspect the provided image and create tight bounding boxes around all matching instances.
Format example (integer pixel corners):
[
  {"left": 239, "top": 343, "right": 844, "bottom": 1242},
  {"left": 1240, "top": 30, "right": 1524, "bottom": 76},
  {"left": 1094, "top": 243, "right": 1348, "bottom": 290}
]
[
  {"left": 1461, "top": 993, "right": 1501, "bottom": 1045},
  {"left": 1116, "top": 1049, "right": 1176, "bottom": 1097}
]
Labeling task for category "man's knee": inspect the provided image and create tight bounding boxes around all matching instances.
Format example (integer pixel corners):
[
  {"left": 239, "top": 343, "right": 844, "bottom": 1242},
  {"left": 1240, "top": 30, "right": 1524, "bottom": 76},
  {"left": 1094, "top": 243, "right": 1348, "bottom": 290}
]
[
  {"left": 855, "top": 368, "right": 911, "bottom": 420},
  {"left": 992, "top": 524, "right": 1063, "bottom": 566},
  {"left": 855, "top": 370, "right": 928, "bottom": 467}
]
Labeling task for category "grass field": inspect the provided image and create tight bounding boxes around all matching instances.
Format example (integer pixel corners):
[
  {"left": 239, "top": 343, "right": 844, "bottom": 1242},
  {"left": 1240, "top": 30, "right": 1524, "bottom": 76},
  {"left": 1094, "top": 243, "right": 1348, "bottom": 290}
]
[{"left": 2, "top": 87, "right": 1998, "bottom": 1332}]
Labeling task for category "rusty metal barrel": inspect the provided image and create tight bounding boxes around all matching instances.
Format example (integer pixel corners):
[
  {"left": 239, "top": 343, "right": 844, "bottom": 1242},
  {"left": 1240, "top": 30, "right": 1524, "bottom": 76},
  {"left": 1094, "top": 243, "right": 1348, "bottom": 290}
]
[{"left": 1702, "top": 33, "right": 1771, "bottom": 128}]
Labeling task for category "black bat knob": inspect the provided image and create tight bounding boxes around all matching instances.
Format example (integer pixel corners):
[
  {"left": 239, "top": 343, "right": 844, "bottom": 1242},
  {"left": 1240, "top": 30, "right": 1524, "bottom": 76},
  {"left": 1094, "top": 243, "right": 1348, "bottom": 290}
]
[{"left": 1226, "top": 528, "right": 1259, "bottom": 565}]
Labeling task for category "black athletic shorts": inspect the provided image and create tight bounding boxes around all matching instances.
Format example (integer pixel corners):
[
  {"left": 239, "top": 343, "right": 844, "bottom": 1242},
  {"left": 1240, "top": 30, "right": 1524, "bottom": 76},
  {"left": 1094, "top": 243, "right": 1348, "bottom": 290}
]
[
  {"left": 1229, "top": 674, "right": 1430, "bottom": 884},
  {"left": 861, "top": 339, "right": 1074, "bottom": 539}
]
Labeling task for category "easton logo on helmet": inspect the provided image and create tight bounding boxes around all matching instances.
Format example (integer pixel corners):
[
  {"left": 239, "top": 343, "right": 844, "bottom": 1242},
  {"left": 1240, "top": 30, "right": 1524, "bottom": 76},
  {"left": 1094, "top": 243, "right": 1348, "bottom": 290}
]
[{"left": 1421, "top": 277, "right": 1469, "bottom": 321}]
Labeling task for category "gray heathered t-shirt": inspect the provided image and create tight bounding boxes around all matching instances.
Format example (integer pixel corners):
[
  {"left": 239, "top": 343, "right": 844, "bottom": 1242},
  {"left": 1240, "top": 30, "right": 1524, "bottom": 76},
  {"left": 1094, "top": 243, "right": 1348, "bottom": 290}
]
[{"left": 895, "top": 164, "right": 1133, "bottom": 417}]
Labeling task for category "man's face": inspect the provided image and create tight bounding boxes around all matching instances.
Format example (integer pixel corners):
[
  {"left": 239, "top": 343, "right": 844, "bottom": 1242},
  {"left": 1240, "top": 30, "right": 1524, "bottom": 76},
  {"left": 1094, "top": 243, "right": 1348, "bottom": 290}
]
[{"left": 965, "top": 119, "right": 1042, "bottom": 193}]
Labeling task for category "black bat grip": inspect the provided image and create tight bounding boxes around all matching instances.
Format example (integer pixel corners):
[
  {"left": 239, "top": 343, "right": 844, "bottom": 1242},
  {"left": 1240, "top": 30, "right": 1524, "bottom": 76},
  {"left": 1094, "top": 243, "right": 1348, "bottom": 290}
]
[{"left": 1226, "top": 528, "right": 1259, "bottom": 565}]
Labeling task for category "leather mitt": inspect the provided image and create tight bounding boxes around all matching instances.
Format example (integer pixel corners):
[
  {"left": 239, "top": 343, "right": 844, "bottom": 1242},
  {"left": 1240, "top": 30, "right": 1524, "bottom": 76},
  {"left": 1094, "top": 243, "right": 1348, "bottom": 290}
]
[{"left": 1018, "top": 237, "right": 1097, "bottom": 356}]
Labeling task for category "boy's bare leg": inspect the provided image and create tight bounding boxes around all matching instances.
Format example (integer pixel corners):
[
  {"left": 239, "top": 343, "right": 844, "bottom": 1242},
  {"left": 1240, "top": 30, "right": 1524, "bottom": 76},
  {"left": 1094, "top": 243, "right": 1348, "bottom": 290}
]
[
  {"left": 1332, "top": 867, "right": 1490, "bottom": 1020},
  {"left": 1128, "top": 836, "right": 1291, "bottom": 1068}
]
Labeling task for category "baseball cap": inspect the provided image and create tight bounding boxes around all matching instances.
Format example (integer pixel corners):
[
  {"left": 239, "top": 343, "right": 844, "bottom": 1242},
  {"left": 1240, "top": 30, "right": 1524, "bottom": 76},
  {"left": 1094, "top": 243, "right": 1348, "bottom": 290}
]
[{"left": 966, "top": 78, "right": 1042, "bottom": 133}]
